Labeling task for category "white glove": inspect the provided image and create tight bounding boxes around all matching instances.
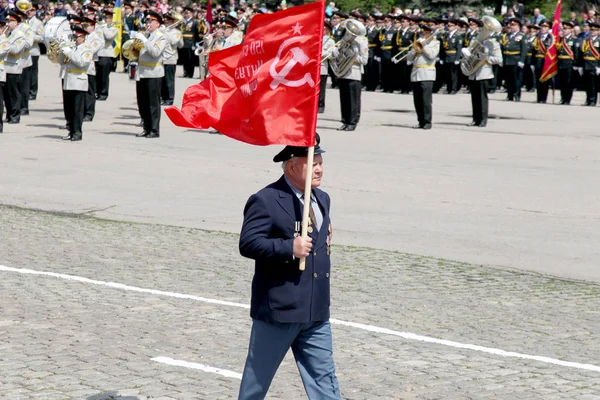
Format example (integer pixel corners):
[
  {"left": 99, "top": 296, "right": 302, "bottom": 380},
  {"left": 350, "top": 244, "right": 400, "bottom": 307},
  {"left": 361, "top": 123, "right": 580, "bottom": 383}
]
[
  {"left": 130, "top": 31, "right": 139, "bottom": 40},
  {"left": 517, "top": 61, "right": 524, "bottom": 68},
  {"left": 61, "top": 47, "right": 72, "bottom": 56},
  {"left": 573, "top": 66, "right": 578, "bottom": 71},
  {"left": 374, "top": 56, "right": 381, "bottom": 62},
  {"left": 439, "top": 60, "right": 444, "bottom": 65},
  {"left": 454, "top": 60, "right": 459, "bottom": 65},
  {"left": 407, "top": 60, "right": 413, "bottom": 66},
  {"left": 596, "top": 67, "right": 600, "bottom": 76},
  {"left": 136, "top": 34, "right": 148, "bottom": 43},
  {"left": 332, "top": 47, "right": 339, "bottom": 58},
  {"left": 530, "top": 65, "right": 535, "bottom": 72},
  {"left": 578, "top": 67, "right": 583, "bottom": 76}
]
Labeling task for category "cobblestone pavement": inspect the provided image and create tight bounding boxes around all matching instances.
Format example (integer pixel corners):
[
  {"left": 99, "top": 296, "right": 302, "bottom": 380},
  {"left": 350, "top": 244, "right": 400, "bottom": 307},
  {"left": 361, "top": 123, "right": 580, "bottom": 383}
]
[{"left": 2, "top": 206, "right": 600, "bottom": 399}]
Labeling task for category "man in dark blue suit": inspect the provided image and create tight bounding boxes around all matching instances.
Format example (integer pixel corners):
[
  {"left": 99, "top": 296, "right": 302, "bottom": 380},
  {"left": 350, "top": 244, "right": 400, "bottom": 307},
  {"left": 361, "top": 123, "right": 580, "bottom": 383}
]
[{"left": 238, "top": 135, "right": 341, "bottom": 400}]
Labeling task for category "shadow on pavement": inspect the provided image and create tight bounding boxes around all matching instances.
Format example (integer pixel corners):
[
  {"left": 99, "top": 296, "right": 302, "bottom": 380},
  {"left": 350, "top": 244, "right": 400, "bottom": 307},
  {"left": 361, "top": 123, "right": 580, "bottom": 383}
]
[
  {"left": 35, "top": 134, "right": 64, "bottom": 139},
  {"left": 103, "top": 131, "right": 138, "bottom": 136},
  {"left": 448, "top": 112, "right": 528, "bottom": 120},
  {"left": 111, "top": 122, "right": 139, "bottom": 127},
  {"left": 29, "top": 108, "right": 64, "bottom": 112},
  {"left": 115, "top": 115, "right": 140, "bottom": 120},
  {"left": 375, "top": 108, "right": 414, "bottom": 114},
  {"left": 87, "top": 391, "right": 143, "bottom": 400},
  {"left": 29, "top": 123, "right": 64, "bottom": 129}
]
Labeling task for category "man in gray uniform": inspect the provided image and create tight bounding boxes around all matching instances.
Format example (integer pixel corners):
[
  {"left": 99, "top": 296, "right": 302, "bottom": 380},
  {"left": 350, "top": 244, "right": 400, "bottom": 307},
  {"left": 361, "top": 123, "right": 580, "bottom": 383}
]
[
  {"left": 15, "top": 8, "right": 32, "bottom": 116},
  {"left": 96, "top": 10, "right": 118, "bottom": 101},
  {"left": 26, "top": 3, "right": 43, "bottom": 101},
  {"left": 160, "top": 12, "right": 183, "bottom": 106},
  {"left": 130, "top": 10, "right": 166, "bottom": 138},
  {"left": 4, "top": 11, "right": 26, "bottom": 124},
  {"left": 82, "top": 16, "right": 103, "bottom": 121},
  {"left": 407, "top": 25, "right": 439, "bottom": 130}
]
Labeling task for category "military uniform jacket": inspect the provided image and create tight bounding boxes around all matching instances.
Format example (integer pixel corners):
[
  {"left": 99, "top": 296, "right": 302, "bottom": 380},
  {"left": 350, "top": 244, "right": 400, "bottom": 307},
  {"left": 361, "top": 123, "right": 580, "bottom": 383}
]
[
  {"left": 464, "top": 29, "right": 478, "bottom": 49},
  {"left": 331, "top": 23, "right": 345, "bottom": 43},
  {"left": 98, "top": 24, "right": 118, "bottom": 57},
  {"left": 27, "top": 17, "right": 44, "bottom": 57},
  {"left": 378, "top": 27, "right": 395, "bottom": 61},
  {"left": 392, "top": 27, "right": 413, "bottom": 62},
  {"left": 321, "top": 34, "right": 335, "bottom": 75},
  {"left": 501, "top": 31, "right": 526, "bottom": 66},
  {"left": 524, "top": 34, "right": 535, "bottom": 64},
  {"left": 123, "top": 13, "right": 137, "bottom": 42},
  {"left": 469, "top": 39, "right": 503, "bottom": 81},
  {"left": 532, "top": 33, "right": 553, "bottom": 68},
  {"left": 59, "top": 43, "right": 93, "bottom": 91},
  {"left": 136, "top": 29, "right": 167, "bottom": 80},
  {"left": 17, "top": 22, "right": 33, "bottom": 68},
  {"left": 84, "top": 30, "right": 104, "bottom": 75},
  {"left": 0, "top": 33, "right": 10, "bottom": 82},
  {"left": 5, "top": 29, "right": 26, "bottom": 74},
  {"left": 163, "top": 27, "right": 183, "bottom": 65},
  {"left": 181, "top": 18, "right": 198, "bottom": 49},
  {"left": 366, "top": 26, "right": 379, "bottom": 59},
  {"left": 407, "top": 38, "right": 439, "bottom": 82},
  {"left": 239, "top": 176, "right": 333, "bottom": 324},
  {"left": 578, "top": 35, "right": 600, "bottom": 70},
  {"left": 336, "top": 35, "right": 368, "bottom": 80},
  {"left": 441, "top": 30, "right": 462, "bottom": 63},
  {"left": 557, "top": 34, "right": 579, "bottom": 68},
  {"left": 223, "top": 30, "right": 243, "bottom": 49}
]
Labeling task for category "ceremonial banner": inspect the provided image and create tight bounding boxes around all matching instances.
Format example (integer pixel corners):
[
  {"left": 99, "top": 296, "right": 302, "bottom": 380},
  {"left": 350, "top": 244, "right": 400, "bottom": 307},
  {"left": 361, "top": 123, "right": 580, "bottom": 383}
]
[
  {"left": 540, "top": 0, "right": 562, "bottom": 82},
  {"left": 206, "top": 0, "right": 212, "bottom": 33},
  {"left": 165, "top": 1, "right": 325, "bottom": 146},
  {"left": 113, "top": 0, "right": 122, "bottom": 57}
]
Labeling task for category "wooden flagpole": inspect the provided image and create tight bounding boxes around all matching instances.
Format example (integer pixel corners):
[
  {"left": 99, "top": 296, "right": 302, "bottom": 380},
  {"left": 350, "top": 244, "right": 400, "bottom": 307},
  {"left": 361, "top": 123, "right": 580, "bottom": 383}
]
[{"left": 299, "top": 145, "right": 315, "bottom": 271}]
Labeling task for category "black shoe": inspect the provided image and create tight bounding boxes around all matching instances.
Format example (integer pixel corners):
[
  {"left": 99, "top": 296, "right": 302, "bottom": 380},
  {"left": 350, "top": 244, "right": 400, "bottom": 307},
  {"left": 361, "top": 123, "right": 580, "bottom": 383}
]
[
  {"left": 136, "top": 131, "right": 149, "bottom": 137},
  {"left": 444, "top": 91, "right": 451, "bottom": 94},
  {"left": 162, "top": 101, "right": 173, "bottom": 106},
  {"left": 136, "top": 120, "right": 144, "bottom": 127},
  {"left": 505, "top": 97, "right": 513, "bottom": 101},
  {"left": 62, "top": 135, "right": 72, "bottom": 140},
  {"left": 59, "top": 124, "right": 69, "bottom": 130},
  {"left": 488, "top": 89, "right": 496, "bottom": 94},
  {"left": 559, "top": 100, "right": 565, "bottom": 105},
  {"left": 71, "top": 136, "right": 82, "bottom": 141},
  {"left": 8, "top": 119, "right": 19, "bottom": 124},
  {"left": 318, "top": 107, "right": 324, "bottom": 114},
  {"left": 343, "top": 125, "right": 356, "bottom": 131},
  {"left": 514, "top": 97, "right": 520, "bottom": 102},
  {"left": 20, "top": 109, "right": 29, "bottom": 116},
  {"left": 412, "top": 125, "right": 423, "bottom": 129},
  {"left": 467, "top": 121, "right": 479, "bottom": 127},
  {"left": 337, "top": 124, "right": 348, "bottom": 131},
  {"left": 83, "top": 115, "right": 93, "bottom": 122},
  {"left": 422, "top": 124, "right": 432, "bottom": 130},
  {"left": 527, "top": 88, "right": 535, "bottom": 92},
  {"left": 450, "top": 90, "right": 457, "bottom": 94},
  {"left": 98, "top": 96, "right": 108, "bottom": 101},
  {"left": 29, "top": 95, "right": 36, "bottom": 100},
  {"left": 146, "top": 133, "right": 160, "bottom": 138},
  {"left": 478, "top": 122, "right": 487, "bottom": 127}
]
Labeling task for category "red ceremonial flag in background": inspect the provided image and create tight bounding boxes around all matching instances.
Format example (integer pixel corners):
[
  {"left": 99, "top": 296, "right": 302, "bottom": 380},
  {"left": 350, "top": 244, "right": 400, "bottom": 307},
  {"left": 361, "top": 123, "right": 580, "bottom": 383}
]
[
  {"left": 540, "top": 0, "right": 562, "bottom": 82},
  {"left": 206, "top": 0, "right": 212, "bottom": 33},
  {"left": 165, "top": 1, "right": 325, "bottom": 147}
]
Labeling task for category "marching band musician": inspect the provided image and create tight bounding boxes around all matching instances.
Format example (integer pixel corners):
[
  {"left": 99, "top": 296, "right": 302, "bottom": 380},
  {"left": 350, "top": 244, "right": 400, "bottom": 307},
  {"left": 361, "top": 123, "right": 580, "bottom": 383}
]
[
  {"left": 532, "top": 20, "right": 553, "bottom": 103},
  {"left": 364, "top": 14, "right": 379, "bottom": 92},
  {"left": 181, "top": 6, "right": 199, "bottom": 78},
  {"left": 501, "top": 18, "right": 526, "bottom": 102},
  {"left": 523, "top": 24, "right": 538, "bottom": 93},
  {"left": 319, "top": 21, "right": 335, "bottom": 113},
  {"left": 25, "top": 2, "right": 42, "bottom": 101},
  {"left": 466, "top": 30, "right": 502, "bottom": 127},
  {"left": 329, "top": 11, "right": 346, "bottom": 89},
  {"left": 161, "top": 12, "right": 183, "bottom": 107},
  {"left": 407, "top": 24, "right": 439, "bottom": 130},
  {"left": 0, "top": 15, "right": 12, "bottom": 132},
  {"left": 129, "top": 10, "right": 167, "bottom": 138},
  {"left": 198, "top": 20, "right": 226, "bottom": 81},
  {"left": 122, "top": 3, "right": 137, "bottom": 71},
  {"left": 14, "top": 7, "right": 33, "bottom": 116},
  {"left": 557, "top": 21, "right": 579, "bottom": 105},
  {"left": 82, "top": 16, "right": 103, "bottom": 121},
  {"left": 221, "top": 16, "right": 244, "bottom": 49},
  {"left": 333, "top": 21, "right": 368, "bottom": 131},
  {"left": 96, "top": 10, "right": 118, "bottom": 101},
  {"left": 441, "top": 19, "right": 462, "bottom": 94},
  {"left": 392, "top": 14, "right": 413, "bottom": 94},
  {"left": 577, "top": 22, "right": 600, "bottom": 106},
  {"left": 377, "top": 14, "right": 394, "bottom": 93},
  {"left": 59, "top": 24, "right": 93, "bottom": 141},
  {"left": 4, "top": 11, "right": 26, "bottom": 125}
]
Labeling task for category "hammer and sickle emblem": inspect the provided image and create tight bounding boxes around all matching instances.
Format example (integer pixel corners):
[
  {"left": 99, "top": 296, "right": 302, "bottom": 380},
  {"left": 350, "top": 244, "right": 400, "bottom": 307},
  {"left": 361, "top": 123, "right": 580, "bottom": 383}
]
[{"left": 269, "top": 36, "right": 315, "bottom": 90}]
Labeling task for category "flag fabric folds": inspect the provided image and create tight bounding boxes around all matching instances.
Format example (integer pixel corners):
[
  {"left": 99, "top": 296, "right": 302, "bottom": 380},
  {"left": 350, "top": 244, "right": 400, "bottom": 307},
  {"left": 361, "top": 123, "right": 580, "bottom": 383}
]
[
  {"left": 112, "top": 0, "right": 123, "bottom": 58},
  {"left": 540, "top": 0, "right": 562, "bottom": 82},
  {"left": 165, "top": 1, "right": 325, "bottom": 147}
]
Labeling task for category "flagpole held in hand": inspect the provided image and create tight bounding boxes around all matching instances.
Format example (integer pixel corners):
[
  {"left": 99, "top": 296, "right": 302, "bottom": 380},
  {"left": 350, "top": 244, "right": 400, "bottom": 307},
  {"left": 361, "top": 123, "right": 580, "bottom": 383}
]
[{"left": 299, "top": 145, "right": 315, "bottom": 271}]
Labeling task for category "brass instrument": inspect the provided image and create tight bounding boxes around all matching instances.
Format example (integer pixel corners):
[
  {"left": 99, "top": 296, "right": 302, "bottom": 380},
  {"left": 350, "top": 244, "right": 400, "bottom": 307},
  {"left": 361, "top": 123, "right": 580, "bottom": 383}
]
[
  {"left": 16, "top": 0, "right": 32, "bottom": 13},
  {"left": 164, "top": 11, "right": 184, "bottom": 30},
  {"left": 321, "top": 41, "right": 341, "bottom": 63},
  {"left": 47, "top": 37, "right": 75, "bottom": 64},
  {"left": 460, "top": 16, "right": 502, "bottom": 76},
  {"left": 330, "top": 19, "right": 366, "bottom": 77},
  {"left": 122, "top": 27, "right": 149, "bottom": 60},
  {"left": 393, "top": 28, "right": 440, "bottom": 64}
]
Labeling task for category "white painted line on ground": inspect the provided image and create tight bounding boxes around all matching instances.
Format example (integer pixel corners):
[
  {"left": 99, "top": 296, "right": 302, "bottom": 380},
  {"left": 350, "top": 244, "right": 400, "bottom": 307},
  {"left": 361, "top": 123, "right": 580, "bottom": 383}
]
[
  {"left": 152, "top": 356, "right": 242, "bottom": 379},
  {"left": 3, "top": 264, "right": 600, "bottom": 373}
]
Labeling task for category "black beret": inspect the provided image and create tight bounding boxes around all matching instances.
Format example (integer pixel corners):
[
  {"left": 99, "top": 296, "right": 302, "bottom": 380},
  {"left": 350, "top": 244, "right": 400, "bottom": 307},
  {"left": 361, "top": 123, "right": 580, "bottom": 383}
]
[{"left": 273, "top": 134, "right": 326, "bottom": 163}]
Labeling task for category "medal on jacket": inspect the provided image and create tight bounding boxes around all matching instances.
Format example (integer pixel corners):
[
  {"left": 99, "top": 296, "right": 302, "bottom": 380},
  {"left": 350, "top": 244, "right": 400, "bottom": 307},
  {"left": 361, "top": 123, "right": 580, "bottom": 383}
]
[
  {"left": 307, "top": 216, "right": 313, "bottom": 234},
  {"left": 294, "top": 221, "right": 300, "bottom": 238}
]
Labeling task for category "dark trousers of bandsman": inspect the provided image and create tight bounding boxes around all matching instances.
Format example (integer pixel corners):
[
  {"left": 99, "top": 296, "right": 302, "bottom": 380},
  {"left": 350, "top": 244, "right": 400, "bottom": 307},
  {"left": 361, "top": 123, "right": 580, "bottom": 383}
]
[
  {"left": 392, "top": 61, "right": 402, "bottom": 92},
  {"left": 489, "top": 64, "right": 500, "bottom": 92},
  {"left": 380, "top": 59, "right": 394, "bottom": 92},
  {"left": 20, "top": 66, "right": 31, "bottom": 114},
  {"left": 64, "top": 89, "right": 85, "bottom": 140},
  {"left": 470, "top": 79, "right": 489, "bottom": 125},
  {"left": 582, "top": 70, "right": 598, "bottom": 105},
  {"left": 30, "top": 56, "right": 39, "bottom": 100},
  {"left": 0, "top": 82, "right": 4, "bottom": 132},
  {"left": 318, "top": 74, "right": 327, "bottom": 112},
  {"left": 412, "top": 81, "right": 433, "bottom": 127},
  {"left": 503, "top": 65, "right": 521, "bottom": 101},
  {"left": 96, "top": 57, "right": 113, "bottom": 100},
  {"left": 161, "top": 64, "right": 176, "bottom": 105},
  {"left": 328, "top": 64, "right": 338, "bottom": 89},
  {"left": 433, "top": 62, "right": 444, "bottom": 93},
  {"left": 338, "top": 78, "right": 361, "bottom": 127},
  {"left": 180, "top": 48, "right": 196, "bottom": 78},
  {"left": 398, "top": 60, "right": 411, "bottom": 93},
  {"left": 85, "top": 75, "right": 97, "bottom": 120},
  {"left": 524, "top": 63, "right": 536, "bottom": 91},
  {"left": 535, "top": 66, "right": 550, "bottom": 103},
  {"left": 444, "top": 63, "right": 458, "bottom": 93},
  {"left": 4, "top": 73, "right": 21, "bottom": 123},
  {"left": 136, "top": 77, "right": 161, "bottom": 136},
  {"left": 365, "top": 57, "right": 379, "bottom": 91},
  {"left": 558, "top": 67, "right": 574, "bottom": 104}
]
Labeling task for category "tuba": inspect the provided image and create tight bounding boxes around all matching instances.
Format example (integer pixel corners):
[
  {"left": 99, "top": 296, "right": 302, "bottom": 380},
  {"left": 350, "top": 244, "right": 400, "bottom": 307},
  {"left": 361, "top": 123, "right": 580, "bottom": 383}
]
[
  {"left": 331, "top": 19, "right": 366, "bottom": 77},
  {"left": 460, "top": 16, "right": 502, "bottom": 76},
  {"left": 15, "top": 0, "right": 32, "bottom": 13}
]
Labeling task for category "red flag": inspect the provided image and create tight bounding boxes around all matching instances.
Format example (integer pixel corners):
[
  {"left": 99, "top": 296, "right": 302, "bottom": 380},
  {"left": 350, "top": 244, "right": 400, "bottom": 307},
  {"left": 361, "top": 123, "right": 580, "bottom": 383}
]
[
  {"left": 540, "top": 0, "right": 562, "bottom": 82},
  {"left": 165, "top": 1, "right": 325, "bottom": 147},
  {"left": 206, "top": 0, "right": 212, "bottom": 33}
]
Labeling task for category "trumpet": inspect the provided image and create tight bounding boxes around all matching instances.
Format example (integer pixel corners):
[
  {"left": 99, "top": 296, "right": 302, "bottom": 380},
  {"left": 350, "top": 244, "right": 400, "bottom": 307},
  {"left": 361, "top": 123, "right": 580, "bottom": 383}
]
[
  {"left": 164, "top": 11, "right": 184, "bottom": 30},
  {"left": 393, "top": 28, "right": 440, "bottom": 64}
]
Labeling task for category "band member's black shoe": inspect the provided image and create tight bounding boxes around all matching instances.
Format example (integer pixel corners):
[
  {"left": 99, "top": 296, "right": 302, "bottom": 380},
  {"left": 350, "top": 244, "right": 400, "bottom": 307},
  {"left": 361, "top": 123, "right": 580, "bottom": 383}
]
[
  {"left": 29, "top": 95, "right": 36, "bottom": 100},
  {"left": 478, "top": 122, "right": 487, "bottom": 127},
  {"left": 343, "top": 125, "right": 356, "bottom": 131},
  {"left": 137, "top": 120, "right": 144, "bottom": 127},
  {"left": 514, "top": 97, "right": 520, "bottom": 102},
  {"left": 146, "top": 133, "right": 160, "bottom": 138},
  {"left": 337, "top": 124, "right": 348, "bottom": 131},
  {"left": 318, "top": 107, "right": 324, "bottom": 114},
  {"left": 71, "top": 136, "right": 82, "bottom": 141},
  {"left": 468, "top": 121, "right": 479, "bottom": 127},
  {"left": 136, "top": 131, "right": 149, "bottom": 137},
  {"left": 98, "top": 96, "right": 108, "bottom": 101},
  {"left": 162, "top": 101, "right": 173, "bottom": 106},
  {"left": 422, "top": 124, "right": 432, "bottom": 130},
  {"left": 83, "top": 115, "right": 93, "bottom": 122},
  {"left": 505, "top": 97, "right": 513, "bottom": 101},
  {"left": 412, "top": 125, "right": 423, "bottom": 129},
  {"left": 8, "top": 119, "right": 20, "bottom": 124},
  {"left": 20, "top": 109, "right": 29, "bottom": 115},
  {"left": 62, "top": 135, "right": 72, "bottom": 140}
]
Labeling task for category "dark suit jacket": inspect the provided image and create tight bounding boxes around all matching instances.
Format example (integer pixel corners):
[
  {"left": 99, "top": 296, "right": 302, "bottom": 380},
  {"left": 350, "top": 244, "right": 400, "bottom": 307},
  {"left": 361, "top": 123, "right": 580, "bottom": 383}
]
[{"left": 239, "top": 175, "right": 332, "bottom": 324}]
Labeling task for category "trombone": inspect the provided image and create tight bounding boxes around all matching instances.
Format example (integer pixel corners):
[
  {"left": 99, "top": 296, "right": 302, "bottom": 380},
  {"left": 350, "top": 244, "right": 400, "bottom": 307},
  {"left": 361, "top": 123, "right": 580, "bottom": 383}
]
[{"left": 392, "top": 28, "right": 440, "bottom": 64}]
